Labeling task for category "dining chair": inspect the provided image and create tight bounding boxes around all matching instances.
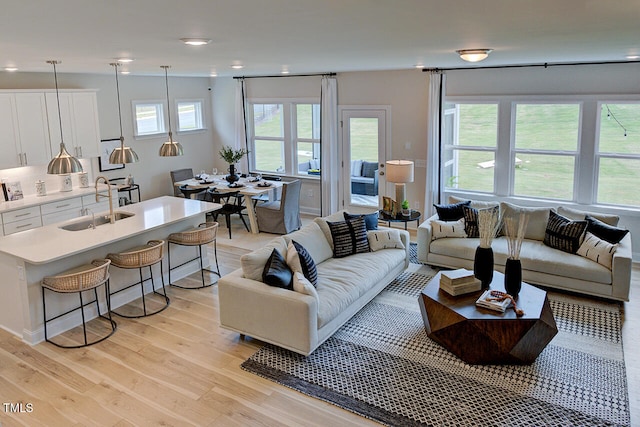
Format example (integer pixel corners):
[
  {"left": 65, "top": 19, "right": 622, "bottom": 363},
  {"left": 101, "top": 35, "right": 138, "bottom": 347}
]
[
  {"left": 255, "top": 180, "right": 302, "bottom": 234},
  {"left": 170, "top": 168, "right": 194, "bottom": 197},
  {"left": 179, "top": 184, "right": 207, "bottom": 200},
  {"left": 206, "top": 189, "right": 250, "bottom": 238}
]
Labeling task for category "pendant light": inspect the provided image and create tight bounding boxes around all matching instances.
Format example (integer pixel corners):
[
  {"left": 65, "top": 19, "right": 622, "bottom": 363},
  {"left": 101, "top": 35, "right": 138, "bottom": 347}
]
[
  {"left": 159, "top": 65, "right": 184, "bottom": 156},
  {"left": 108, "top": 62, "right": 139, "bottom": 164},
  {"left": 46, "top": 60, "right": 83, "bottom": 174}
]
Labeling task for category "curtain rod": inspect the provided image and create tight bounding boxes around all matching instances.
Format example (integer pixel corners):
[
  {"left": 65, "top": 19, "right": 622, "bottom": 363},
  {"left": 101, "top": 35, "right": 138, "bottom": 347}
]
[
  {"left": 233, "top": 72, "right": 336, "bottom": 80},
  {"left": 422, "top": 59, "right": 640, "bottom": 72}
]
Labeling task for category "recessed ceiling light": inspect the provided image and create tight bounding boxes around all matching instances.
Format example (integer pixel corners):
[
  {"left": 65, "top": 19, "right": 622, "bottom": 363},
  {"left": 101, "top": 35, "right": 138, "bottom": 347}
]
[
  {"left": 210, "top": 71, "right": 218, "bottom": 77},
  {"left": 231, "top": 64, "right": 244, "bottom": 69},
  {"left": 456, "top": 49, "right": 493, "bottom": 63},
  {"left": 626, "top": 55, "right": 640, "bottom": 60},
  {"left": 120, "top": 70, "right": 130, "bottom": 75},
  {"left": 4, "top": 67, "right": 18, "bottom": 72},
  {"left": 180, "top": 38, "right": 211, "bottom": 46},
  {"left": 281, "top": 69, "right": 290, "bottom": 75},
  {"left": 415, "top": 64, "right": 424, "bottom": 69},
  {"left": 117, "top": 58, "right": 134, "bottom": 63}
]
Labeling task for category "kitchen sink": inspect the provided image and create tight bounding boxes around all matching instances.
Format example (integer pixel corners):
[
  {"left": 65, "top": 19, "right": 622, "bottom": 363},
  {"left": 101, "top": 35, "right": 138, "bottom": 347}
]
[{"left": 59, "top": 212, "right": 135, "bottom": 231}]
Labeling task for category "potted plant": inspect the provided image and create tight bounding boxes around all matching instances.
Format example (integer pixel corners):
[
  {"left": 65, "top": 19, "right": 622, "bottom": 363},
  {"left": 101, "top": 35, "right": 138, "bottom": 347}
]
[
  {"left": 401, "top": 200, "right": 411, "bottom": 216},
  {"left": 219, "top": 145, "right": 249, "bottom": 183}
]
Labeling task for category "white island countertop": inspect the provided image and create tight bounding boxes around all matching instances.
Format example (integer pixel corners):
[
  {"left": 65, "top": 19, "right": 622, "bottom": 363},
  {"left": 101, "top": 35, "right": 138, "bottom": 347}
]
[{"left": 0, "top": 196, "right": 220, "bottom": 264}]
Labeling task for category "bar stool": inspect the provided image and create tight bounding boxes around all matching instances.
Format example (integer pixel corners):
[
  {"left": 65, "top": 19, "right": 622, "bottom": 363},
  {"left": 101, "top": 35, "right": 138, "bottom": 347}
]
[
  {"left": 41, "top": 259, "right": 116, "bottom": 348},
  {"left": 106, "top": 240, "right": 170, "bottom": 318},
  {"left": 167, "top": 222, "right": 220, "bottom": 289}
]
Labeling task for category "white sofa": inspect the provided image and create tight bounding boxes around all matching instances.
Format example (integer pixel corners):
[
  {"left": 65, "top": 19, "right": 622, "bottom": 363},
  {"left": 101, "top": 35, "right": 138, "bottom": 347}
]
[
  {"left": 218, "top": 210, "right": 410, "bottom": 355},
  {"left": 417, "top": 201, "right": 632, "bottom": 302}
]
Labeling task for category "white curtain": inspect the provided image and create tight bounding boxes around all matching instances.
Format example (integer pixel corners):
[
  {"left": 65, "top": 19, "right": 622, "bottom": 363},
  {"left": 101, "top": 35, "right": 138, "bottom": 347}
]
[
  {"left": 320, "top": 76, "right": 339, "bottom": 216},
  {"left": 234, "top": 78, "right": 250, "bottom": 174},
  {"left": 424, "top": 71, "right": 445, "bottom": 216}
]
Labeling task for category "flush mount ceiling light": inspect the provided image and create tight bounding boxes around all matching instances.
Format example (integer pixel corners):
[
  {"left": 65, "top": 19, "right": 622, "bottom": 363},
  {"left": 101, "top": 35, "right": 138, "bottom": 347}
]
[
  {"left": 456, "top": 48, "right": 493, "bottom": 63},
  {"left": 4, "top": 67, "right": 18, "bottom": 72},
  {"left": 230, "top": 64, "right": 244, "bottom": 69},
  {"left": 158, "top": 65, "right": 184, "bottom": 157},
  {"left": 46, "top": 60, "right": 83, "bottom": 175},
  {"left": 117, "top": 58, "right": 134, "bottom": 63},
  {"left": 180, "top": 38, "right": 211, "bottom": 46},
  {"left": 108, "top": 62, "right": 139, "bottom": 164}
]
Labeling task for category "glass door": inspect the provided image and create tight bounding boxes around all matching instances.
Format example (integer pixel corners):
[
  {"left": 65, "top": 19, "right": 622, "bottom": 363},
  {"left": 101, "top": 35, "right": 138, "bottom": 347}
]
[{"left": 340, "top": 108, "right": 388, "bottom": 213}]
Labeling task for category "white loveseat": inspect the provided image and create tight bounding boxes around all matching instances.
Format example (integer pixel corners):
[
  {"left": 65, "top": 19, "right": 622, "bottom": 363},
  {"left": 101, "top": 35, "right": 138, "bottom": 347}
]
[
  {"left": 219, "top": 210, "right": 410, "bottom": 355},
  {"left": 417, "top": 200, "right": 632, "bottom": 302}
]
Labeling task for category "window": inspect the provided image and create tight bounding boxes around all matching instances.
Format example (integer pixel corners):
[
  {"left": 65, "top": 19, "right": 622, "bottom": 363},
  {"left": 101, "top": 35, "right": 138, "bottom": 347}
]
[
  {"left": 513, "top": 103, "right": 580, "bottom": 200},
  {"left": 248, "top": 100, "right": 320, "bottom": 176},
  {"left": 444, "top": 95, "right": 640, "bottom": 209},
  {"left": 177, "top": 99, "right": 205, "bottom": 132},
  {"left": 597, "top": 102, "right": 640, "bottom": 207},
  {"left": 133, "top": 101, "right": 165, "bottom": 136},
  {"left": 443, "top": 103, "right": 498, "bottom": 193}
]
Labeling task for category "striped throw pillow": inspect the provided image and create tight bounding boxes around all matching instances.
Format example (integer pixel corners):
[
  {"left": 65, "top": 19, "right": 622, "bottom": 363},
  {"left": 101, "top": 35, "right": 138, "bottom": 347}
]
[
  {"left": 543, "top": 210, "right": 588, "bottom": 254},
  {"left": 286, "top": 240, "right": 318, "bottom": 287},
  {"left": 327, "top": 217, "right": 370, "bottom": 258}
]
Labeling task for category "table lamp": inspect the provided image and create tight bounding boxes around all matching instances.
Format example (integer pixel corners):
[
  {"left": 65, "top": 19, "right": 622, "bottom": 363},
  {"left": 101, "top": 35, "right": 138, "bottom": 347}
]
[{"left": 386, "top": 160, "right": 414, "bottom": 214}]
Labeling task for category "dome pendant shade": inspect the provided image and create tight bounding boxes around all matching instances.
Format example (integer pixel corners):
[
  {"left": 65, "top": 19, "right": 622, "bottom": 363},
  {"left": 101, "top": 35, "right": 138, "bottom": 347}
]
[
  {"left": 47, "top": 142, "right": 84, "bottom": 174},
  {"left": 159, "top": 131, "right": 184, "bottom": 156}
]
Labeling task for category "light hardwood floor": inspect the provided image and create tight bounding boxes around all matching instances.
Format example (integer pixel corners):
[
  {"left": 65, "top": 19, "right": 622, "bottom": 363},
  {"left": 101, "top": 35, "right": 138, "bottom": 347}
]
[{"left": 0, "top": 220, "right": 638, "bottom": 426}]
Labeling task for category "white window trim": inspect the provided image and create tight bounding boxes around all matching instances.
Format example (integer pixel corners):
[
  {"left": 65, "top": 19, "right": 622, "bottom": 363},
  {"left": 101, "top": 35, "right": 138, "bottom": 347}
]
[
  {"left": 247, "top": 97, "right": 320, "bottom": 176},
  {"left": 132, "top": 99, "right": 166, "bottom": 139},
  {"left": 444, "top": 94, "right": 640, "bottom": 212},
  {"left": 176, "top": 98, "right": 207, "bottom": 133}
]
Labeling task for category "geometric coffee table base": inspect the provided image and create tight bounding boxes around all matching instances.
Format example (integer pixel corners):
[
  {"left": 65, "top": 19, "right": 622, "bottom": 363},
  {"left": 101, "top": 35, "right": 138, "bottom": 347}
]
[{"left": 418, "top": 271, "right": 558, "bottom": 365}]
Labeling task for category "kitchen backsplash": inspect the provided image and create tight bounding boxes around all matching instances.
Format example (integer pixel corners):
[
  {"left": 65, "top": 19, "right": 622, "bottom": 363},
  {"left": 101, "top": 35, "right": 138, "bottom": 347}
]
[{"left": 0, "top": 159, "right": 94, "bottom": 198}]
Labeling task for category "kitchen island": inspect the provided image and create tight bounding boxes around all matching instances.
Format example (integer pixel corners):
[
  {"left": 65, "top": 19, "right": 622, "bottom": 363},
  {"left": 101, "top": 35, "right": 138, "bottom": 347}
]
[{"left": 0, "top": 196, "right": 221, "bottom": 345}]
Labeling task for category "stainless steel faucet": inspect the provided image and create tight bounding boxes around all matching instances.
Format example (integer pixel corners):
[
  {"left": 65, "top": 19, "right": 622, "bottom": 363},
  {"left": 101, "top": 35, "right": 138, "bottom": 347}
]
[{"left": 95, "top": 176, "right": 115, "bottom": 224}]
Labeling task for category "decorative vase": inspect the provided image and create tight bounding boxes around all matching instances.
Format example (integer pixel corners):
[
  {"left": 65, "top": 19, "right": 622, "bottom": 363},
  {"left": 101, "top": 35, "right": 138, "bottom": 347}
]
[
  {"left": 504, "top": 258, "right": 522, "bottom": 297},
  {"left": 225, "top": 164, "right": 240, "bottom": 184},
  {"left": 473, "top": 246, "right": 494, "bottom": 289}
]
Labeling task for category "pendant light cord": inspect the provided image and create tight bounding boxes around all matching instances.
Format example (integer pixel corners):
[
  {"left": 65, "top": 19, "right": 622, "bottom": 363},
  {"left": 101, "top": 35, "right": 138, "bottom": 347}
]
[
  {"left": 112, "top": 63, "right": 124, "bottom": 139},
  {"left": 48, "top": 60, "right": 65, "bottom": 145},
  {"left": 161, "top": 65, "right": 174, "bottom": 142}
]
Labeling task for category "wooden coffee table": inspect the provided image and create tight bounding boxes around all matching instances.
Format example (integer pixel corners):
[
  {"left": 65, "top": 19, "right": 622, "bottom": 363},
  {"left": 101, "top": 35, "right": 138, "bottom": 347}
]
[{"left": 418, "top": 271, "right": 558, "bottom": 365}]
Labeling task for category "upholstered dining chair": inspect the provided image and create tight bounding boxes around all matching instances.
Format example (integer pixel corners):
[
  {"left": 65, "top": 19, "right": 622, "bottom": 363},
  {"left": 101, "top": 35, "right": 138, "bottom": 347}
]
[
  {"left": 170, "top": 168, "right": 194, "bottom": 197},
  {"left": 255, "top": 179, "right": 302, "bottom": 234}
]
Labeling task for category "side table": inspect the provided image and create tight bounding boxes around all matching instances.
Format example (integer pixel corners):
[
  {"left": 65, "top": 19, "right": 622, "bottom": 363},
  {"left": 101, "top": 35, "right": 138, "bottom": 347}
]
[{"left": 378, "top": 210, "right": 421, "bottom": 230}]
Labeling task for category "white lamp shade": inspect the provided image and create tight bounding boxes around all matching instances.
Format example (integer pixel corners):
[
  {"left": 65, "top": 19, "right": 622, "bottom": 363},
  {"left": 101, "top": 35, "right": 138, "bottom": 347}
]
[{"left": 386, "top": 160, "right": 414, "bottom": 183}]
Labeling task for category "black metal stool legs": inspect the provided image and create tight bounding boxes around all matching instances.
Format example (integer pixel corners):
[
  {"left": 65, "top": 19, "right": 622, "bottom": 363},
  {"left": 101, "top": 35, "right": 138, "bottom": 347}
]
[
  {"left": 110, "top": 262, "right": 170, "bottom": 318},
  {"left": 167, "top": 240, "right": 221, "bottom": 289}
]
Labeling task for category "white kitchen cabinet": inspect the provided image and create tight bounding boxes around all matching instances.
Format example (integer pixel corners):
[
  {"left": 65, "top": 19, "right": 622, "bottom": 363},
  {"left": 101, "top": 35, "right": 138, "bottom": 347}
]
[
  {"left": 46, "top": 91, "right": 101, "bottom": 159},
  {"left": 0, "top": 93, "right": 52, "bottom": 168},
  {"left": 2, "top": 206, "right": 42, "bottom": 235}
]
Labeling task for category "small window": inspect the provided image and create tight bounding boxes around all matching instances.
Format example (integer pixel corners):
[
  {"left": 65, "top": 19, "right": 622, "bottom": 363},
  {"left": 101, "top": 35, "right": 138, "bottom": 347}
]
[
  {"left": 133, "top": 101, "right": 165, "bottom": 136},
  {"left": 177, "top": 100, "right": 205, "bottom": 131}
]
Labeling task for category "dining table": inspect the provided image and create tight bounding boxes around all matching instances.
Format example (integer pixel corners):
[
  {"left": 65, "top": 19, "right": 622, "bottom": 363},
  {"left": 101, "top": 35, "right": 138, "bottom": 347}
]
[{"left": 174, "top": 175, "right": 282, "bottom": 234}]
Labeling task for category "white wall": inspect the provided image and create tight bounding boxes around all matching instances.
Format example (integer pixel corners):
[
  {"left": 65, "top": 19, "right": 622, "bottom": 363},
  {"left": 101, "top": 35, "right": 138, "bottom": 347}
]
[{"left": 0, "top": 72, "right": 215, "bottom": 199}]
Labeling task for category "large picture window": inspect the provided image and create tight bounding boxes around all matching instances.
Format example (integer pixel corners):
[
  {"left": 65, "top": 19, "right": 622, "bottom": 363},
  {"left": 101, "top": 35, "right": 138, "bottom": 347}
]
[
  {"left": 444, "top": 96, "right": 640, "bottom": 209},
  {"left": 248, "top": 100, "right": 320, "bottom": 176}
]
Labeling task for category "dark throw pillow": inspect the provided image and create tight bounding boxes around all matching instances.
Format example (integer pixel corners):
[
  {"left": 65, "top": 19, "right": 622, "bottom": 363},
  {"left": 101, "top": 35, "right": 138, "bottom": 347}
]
[
  {"left": 434, "top": 200, "right": 471, "bottom": 221},
  {"left": 344, "top": 211, "right": 379, "bottom": 230},
  {"left": 291, "top": 240, "right": 318, "bottom": 287},
  {"left": 262, "top": 248, "right": 293, "bottom": 289},
  {"left": 586, "top": 215, "right": 629, "bottom": 244},
  {"left": 543, "top": 210, "right": 588, "bottom": 254},
  {"left": 327, "top": 217, "right": 370, "bottom": 258}
]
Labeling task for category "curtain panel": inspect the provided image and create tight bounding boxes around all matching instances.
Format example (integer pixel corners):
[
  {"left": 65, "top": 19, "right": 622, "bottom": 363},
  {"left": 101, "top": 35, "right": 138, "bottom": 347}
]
[{"left": 424, "top": 71, "right": 445, "bottom": 216}]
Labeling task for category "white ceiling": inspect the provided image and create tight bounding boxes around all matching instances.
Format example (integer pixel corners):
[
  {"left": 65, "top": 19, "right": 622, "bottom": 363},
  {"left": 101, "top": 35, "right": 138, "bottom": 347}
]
[{"left": 2, "top": 0, "right": 640, "bottom": 77}]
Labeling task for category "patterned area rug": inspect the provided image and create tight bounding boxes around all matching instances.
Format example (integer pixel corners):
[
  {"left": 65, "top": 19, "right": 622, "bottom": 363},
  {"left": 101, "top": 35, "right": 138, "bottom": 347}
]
[{"left": 242, "top": 271, "right": 629, "bottom": 426}]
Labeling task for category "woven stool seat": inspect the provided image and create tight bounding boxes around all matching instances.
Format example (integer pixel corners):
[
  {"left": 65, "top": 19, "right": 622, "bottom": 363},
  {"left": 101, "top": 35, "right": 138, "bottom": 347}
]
[
  {"left": 167, "top": 222, "right": 221, "bottom": 289},
  {"left": 108, "top": 240, "right": 164, "bottom": 268},
  {"left": 43, "top": 259, "right": 111, "bottom": 292},
  {"left": 41, "top": 259, "right": 116, "bottom": 348},
  {"left": 107, "top": 240, "right": 169, "bottom": 318}
]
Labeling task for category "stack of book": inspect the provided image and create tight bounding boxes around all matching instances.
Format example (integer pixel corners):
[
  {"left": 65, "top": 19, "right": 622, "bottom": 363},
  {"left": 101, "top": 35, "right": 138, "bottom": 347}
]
[
  {"left": 475, "top": 289, "right": 511, "bottom": 312},
  {"left": 439, "top": 269, "right": 482, "bottom": 296}
]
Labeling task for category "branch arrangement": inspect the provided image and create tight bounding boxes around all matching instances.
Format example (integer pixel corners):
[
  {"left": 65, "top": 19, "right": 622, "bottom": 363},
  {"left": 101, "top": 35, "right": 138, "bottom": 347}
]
[
  {"left": 503, "top": 213, "right": 529, "bottom": 260},
  {"left": 478, "top": 208, "right": 500, "bottom": 248}
]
